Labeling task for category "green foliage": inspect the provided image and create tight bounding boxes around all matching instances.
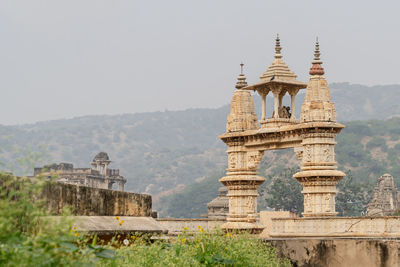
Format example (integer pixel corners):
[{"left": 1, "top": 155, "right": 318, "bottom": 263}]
[
  {"left": 0, "top": 173, "right": 114, "bottom": 266},
  {"left": 263, "top": 168, "right": 303, "bottom": 215},
  {"left": 103, "top": 230, "right": 290, "bottom": 267},
  {"left": 366, "top": 136, "right": 387, "bottom": 152},
  {"left": 159, "top": 171, "right": 224, "bottom": 218},
  {"left": 0, "top": 173, "right": 288, "bottom": 266},
  {"left": 336, "top": 171, "right": 374, "bottom": 216}
]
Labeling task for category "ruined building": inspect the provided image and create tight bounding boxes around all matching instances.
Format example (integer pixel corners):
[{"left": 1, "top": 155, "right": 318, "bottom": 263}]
[
  {"left": 367, "top": 173, "right": 400, "bottom": 216},
  {"left": 34, "top": 152, "right": 127, "bottom": 191}
]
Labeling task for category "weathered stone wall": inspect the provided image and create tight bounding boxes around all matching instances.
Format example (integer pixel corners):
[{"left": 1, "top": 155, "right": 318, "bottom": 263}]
[
  {"left": 270, "top": 216, "right": 400, "bottom": 238},
  {"left": 266, "top": 238, "right": 400, "bottom": 267},
  {"left": 259, "top": 211, "right": 298, "bottom": 238},
  {"left": 41, "top": 182, "right": 151, "bottom": 216}
]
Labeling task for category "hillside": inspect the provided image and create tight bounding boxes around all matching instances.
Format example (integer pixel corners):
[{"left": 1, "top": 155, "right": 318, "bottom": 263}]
[
  {"left": 1, "top": 83, "right": 400, "bottom": 214},
  {"left": 161, "top": 118, "right": 400, "bottom": 217}
]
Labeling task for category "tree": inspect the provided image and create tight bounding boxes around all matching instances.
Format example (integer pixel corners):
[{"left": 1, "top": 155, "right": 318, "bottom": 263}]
[{"left": 264, "top": 168, "right": 303, "bottom": 215}]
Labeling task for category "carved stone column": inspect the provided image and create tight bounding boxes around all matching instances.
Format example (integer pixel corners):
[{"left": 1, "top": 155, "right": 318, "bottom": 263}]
[
  {"left": 271, "top": 87, "right": 281, "bottom": 119},
  {"left": 261, "top": 92, "right": 267, "bottom": 120},
  {"left": 294, "top": 132, "right": 344, "bottom": 217},
  {"left": 220, "top": 146, "right": 265, "bottom": 231},
  {"left": 294, "top": 40, "right": 345, "bottom": 217},
  {"left": 288, "top": 88, "right": 299, "bottom": 120}
]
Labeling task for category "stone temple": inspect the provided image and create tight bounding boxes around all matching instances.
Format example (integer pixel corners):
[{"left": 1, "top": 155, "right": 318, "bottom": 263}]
[
  {"left": 367, "top": 173, "right": 400, "bottom": 216},
  {"left": 34, "top": 152, "right": 127, "bottom": 191}
]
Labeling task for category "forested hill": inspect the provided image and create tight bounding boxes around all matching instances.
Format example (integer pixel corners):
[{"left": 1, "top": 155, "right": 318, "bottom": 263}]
[
  {"left": 161, "top": 118, "right": 400, "bottom": 217},
  {"left": 0, "top": 83, "right": 400, "bottom": 214}
]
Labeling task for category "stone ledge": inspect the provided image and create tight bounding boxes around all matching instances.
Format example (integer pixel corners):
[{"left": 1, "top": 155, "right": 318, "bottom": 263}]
[{"left": 48, "top": 216, "right": 167, "bottom": 234}]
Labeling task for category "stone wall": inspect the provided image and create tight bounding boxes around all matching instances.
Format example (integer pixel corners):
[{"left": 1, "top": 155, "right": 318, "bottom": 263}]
[
  {"left": 41, "top": 182, "right": 152, "bottom": 216},
  {"left": 259, "top": 211, "right": 298, "bottom": 238},
  {"left": 270, "top": 216, "right": 400, "bottom": 238},
  {"left": 266, "top": 238, "right": 400, "bottom": 267}
]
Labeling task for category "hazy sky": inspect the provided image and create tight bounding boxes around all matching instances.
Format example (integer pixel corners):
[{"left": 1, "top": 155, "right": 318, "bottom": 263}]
[{"left": 1, "top": 0, "right": 399, "bottom": 125}]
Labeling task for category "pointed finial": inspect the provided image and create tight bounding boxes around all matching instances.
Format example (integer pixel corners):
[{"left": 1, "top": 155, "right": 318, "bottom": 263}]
[
  {"left": 275, "top": 34, "right": 282, "bottom": 58},
  {"left": 235, "top": 63, "right": 248, "bottom": 89},
  {"left": 313, "top": 37, "right": 321, "bottom": 64},
  {"left": 309, "top": 37, "right": 325, "bottom": 75}
]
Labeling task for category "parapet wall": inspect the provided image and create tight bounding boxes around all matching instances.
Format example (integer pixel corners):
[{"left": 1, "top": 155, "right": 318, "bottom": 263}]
[
  {"left": 270, "top": 216, "right": 400, "bottom": 238},
  {"left": 41, "top": 182, "right": 152, "bottom": 216}
]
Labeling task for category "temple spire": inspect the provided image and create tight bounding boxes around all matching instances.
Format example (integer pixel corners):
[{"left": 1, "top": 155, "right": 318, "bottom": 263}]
[
  {"left": 235, "top": 63, "right": 248, "bottom": 89},
  {"left": 275, "top": 34, "right": 282, "bottom": 59},
  {"left": 309, "top": 38, "right": 325, "bottom": 75}
]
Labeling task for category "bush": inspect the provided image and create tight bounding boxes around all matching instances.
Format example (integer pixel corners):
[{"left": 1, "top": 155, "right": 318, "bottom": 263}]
[
  {"left": 0, "top": 173, "right": 113, "bottom": 266},
  {"left": 104, "top": 229, "right": 290, "bottom": 267}
]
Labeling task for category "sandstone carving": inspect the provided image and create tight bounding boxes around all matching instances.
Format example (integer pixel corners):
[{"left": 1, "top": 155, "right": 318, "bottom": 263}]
[
  {"left": 367, "top": 173, "right": 400, "bottom": 216},
  {"left": 219, "top": 36, "right": 345, "bottom": 231}
]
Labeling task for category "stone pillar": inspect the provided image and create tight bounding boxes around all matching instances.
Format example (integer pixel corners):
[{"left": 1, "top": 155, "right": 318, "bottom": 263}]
[
  {"left": 117, "top": 181, "right": 125, "bottom": 191},
  {"left": 272, "top": 88, "right": 280, "bottom": 119},
  {"left": 220, "top": 145, "right": 265, "bottom": 231},
  {"left": 294, "top": 132, "right": 344, "bottom": 217},
  {"left": 289, "top": 89, "right": 299, "bottom": 120},
  {"left": 290, "top": 94, "right": 295, "bottom": 119},
  {"left": 278, "top": 93, "right": 284, "bottom": 109},
  {"left": 261, "top": 92, "right": 267, "bottom": 120}
]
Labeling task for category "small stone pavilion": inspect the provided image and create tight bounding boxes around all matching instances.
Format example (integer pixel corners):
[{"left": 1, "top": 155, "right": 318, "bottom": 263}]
[{"left": 34, "top": 152, "right": 127, "bottom": 191}]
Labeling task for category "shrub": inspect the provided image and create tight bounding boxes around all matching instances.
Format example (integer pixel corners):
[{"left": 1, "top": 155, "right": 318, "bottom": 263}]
[
  {"left": 0, "top": 173, "right": 113, "bottom": 266},
  {"left": 103, "top": 228, "right": 290, "bottom": 267}
]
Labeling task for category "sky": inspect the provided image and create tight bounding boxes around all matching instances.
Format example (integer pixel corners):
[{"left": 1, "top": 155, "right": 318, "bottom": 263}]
[{"left": 1, "top": 0, "right": 399, "bottom": 125}]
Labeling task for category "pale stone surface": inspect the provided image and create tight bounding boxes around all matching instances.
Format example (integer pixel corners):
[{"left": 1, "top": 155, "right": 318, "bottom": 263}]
[
  {"left": 259, "top": 211, "right": 298, "bottom": 238},
  {"left": 270, "top": 217, "right": 400, "bottom": 238},
  {"left": 34, "top": 152, "right": 126, "bottom": 191},
  {"left": 48, "top": 216, "right": 167, "bottom": 234},
  {"left": 219, "top": 38, "right": 344, "bottom": 230},
  {"left": 368, "top": 173, "right": 400, "bottom": 216}
]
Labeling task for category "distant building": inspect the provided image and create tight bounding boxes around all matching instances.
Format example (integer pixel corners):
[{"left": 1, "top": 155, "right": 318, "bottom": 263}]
[
  {"left": 367, "top": 173, "right": 400, "bottom": 216},
  {"left": 207, "top": 187, "right": 229, "bottom": 219},
  {"left": 34, "top": 152, "right": 127, "bottom": 191}
]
